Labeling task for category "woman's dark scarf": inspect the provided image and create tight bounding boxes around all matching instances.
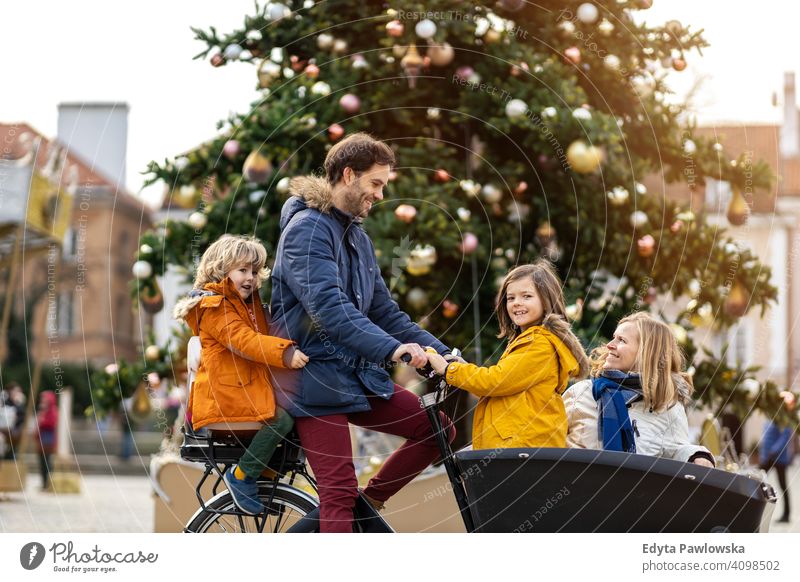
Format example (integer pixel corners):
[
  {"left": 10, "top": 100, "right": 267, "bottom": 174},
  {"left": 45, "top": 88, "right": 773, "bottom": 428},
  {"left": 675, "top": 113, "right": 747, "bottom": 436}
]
[{"left": 591, "top": 370, "right": 644, "bottom": 453}]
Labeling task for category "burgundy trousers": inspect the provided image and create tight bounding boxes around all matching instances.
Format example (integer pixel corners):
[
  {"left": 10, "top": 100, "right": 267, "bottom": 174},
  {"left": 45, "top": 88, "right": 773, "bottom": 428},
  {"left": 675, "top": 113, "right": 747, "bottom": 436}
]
[{"left": 295, "top": 384, "right": 455, "bottom": 532}]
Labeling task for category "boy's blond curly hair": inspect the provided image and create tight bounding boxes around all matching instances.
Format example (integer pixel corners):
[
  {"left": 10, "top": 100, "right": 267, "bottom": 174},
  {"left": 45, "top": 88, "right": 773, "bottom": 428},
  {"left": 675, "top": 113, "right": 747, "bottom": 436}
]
[{"left": 193, "top": 235, "right": 270, "bottom": 290}]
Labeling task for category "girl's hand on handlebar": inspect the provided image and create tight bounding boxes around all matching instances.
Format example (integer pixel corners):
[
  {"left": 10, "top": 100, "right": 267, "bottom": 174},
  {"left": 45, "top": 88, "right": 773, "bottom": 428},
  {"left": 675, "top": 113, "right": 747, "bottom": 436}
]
[
  {"left": 392, "top": 343, "right": 427, "bottom": 368},
  {"left": 289, "top": 348, "right": 310, "bottom": 369},
  {"left": 426, "top": 351, "right": 449, "bottom": 375},
  {"left": 692, "top": 457, "right": 714, "bottom": 468}
]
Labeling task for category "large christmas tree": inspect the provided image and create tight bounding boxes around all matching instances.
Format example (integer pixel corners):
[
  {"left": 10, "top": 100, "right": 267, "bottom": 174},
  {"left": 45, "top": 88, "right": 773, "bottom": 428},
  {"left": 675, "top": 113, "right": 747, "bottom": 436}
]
[{"left": 126, "top": 0, "right": 796, "bottom": 429}]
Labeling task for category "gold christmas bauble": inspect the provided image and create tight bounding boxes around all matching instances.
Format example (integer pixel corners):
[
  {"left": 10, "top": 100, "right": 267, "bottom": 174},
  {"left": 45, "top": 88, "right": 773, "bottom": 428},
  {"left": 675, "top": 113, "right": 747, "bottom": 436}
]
[
  {"left": 566, "top": 140, "right": 602, "bottom": 173},
  {"left": 242, "top": 149, "right": 273, "bottom": 183},
  {"left": 726, "top": 187, "right": 749, "bottom": 226},
  {"left": 427, "top": 42, "right": 455, "bottom": 67}
]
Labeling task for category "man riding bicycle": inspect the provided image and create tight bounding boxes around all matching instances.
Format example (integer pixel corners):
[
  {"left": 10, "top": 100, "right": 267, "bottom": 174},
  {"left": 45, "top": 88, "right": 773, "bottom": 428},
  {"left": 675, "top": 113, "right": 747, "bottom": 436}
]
[{"left": 270, "top": 133, "right": 456, "bottom": 532}]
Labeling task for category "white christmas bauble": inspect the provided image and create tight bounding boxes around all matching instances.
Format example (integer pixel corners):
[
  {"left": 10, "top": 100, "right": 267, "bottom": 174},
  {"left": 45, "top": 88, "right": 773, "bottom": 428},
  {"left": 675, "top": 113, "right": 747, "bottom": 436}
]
[
  {"left": 457, "top": 207, "right": 472, "bottom": 221},
  {"left": 741, "top": 378, "right": 760, "bottom": 397},
  {"left": 633, "top": 76, "right": 655, "bottom": 98},
  {"left": 332, "top": 39, "right": 348, "bottom": 54},
  {"left": 261, "top": 60, "right": 282, "bottom": 78},
  {"left": 505, "top": 99, "right": 528, "bottom": 120},
  {"left": 406, "top": 287, "right": 429, "bottom": 310},
  {"left": 270, "top": 47, "right": 284, "bottom": 63},
  {"left": 713, "top": 142, "right": 723, "bottom": 152},
  {"left": 635, "top": 182, "right": 647, "bottom": 195},
  {"left": 598, "top": 19, "right": 615, "bottom": 35},
  {"left": 460, "top": 180, "right": 481, "bottom": 197},
  {"left": 174, "top": 157, "right": 189, "bottom": 171},
  {"left": 311, "top": 81, "right": 332, "bottom": 96},
  {"left": 352, "top": 55, "right": 369, "bottom": 69},
  {"left": 246, "top": 30, "right": 263, "bottom": 42},
  {"left": 132, "top": 260, "right": 153, "bottom": 280},
  {"left": 607, "top": 186, "right": 629, "bottom": 205},
  {"left": 415, "top": 19, "right": 437, "bottom": 39},
  {"left": 276, "top": 177, "right": 291, "bottom": 194},
  {"left": 303, "top": 0, "right": 314, "bottom": 7},
  {"left": 604, "top": 54, "right": 621, "bottom": 70},
  {"left": 268, "top": 2, "right": 290, "bottom": 21},
  {"left": 577, "top": 3, "right": 599, "bottom": 23},
  {"left": 688, "top": 279, "right": 701, "bottom": 296},
  {"left": 223, "top": 44, "right": 244, "bottom": 60},
  {"left": 145, "top": 345, "right": 161, "bottom": 361},
  {"left": 630, "top": 211, "right": 649, "bottom": 228},
  {"left": 317, "top": 33, "right": 334, "bottom": 50},
  {"left": 249, "top": 190, "right": 266, "bottom": 203},
  {"left": 427, "top": 107, "right": 441, "bottom": 120},
  {"left": 683, "top": 139, "right": 697, "bottom": 154},
  {"left": 481, "top": 183, "right": 502, "bottom": 203},
  {"left": 559, "top": 20, "right": 576, "bottom": 34},
  {"left": 139, "top": 244, "right": 153, "bottom": 255},
  {"left": 188, "top": 211, "right": 207, "bottom": 229},
  {"left": 239, "top": 50, "right": 253, "bottom": 61},
  {"left": 541, "top": 106, "right": 557, "bottom": 118},
  {"left": 572, "top": 107, "right": 592, "bottom": 121}
]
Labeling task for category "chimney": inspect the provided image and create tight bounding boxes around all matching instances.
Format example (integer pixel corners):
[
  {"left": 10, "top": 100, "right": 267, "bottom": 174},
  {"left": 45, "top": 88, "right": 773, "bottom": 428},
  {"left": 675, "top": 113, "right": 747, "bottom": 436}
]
[
  {"left": 780, "top": 72, "right": 800, "bottom": 158},
  {"left": 57, "top": 102, "right": 129, "bottom": 190}
]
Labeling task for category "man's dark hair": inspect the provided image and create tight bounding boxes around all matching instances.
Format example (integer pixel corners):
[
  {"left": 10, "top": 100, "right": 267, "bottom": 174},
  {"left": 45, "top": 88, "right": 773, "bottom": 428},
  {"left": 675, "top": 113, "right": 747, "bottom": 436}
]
[{"left": 324, "top": 133, "right": 395, "bottom": 184}]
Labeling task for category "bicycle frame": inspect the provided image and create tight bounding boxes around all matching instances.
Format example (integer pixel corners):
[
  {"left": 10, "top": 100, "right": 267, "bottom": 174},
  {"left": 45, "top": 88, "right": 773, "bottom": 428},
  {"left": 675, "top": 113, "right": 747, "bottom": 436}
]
[{"left": 420, "top": 376, "right": 477, "bottom": 533}]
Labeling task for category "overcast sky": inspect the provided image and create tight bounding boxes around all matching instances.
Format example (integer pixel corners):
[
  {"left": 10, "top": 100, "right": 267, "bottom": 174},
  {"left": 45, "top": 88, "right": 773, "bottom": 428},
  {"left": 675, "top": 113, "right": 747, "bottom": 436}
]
[{"left": 2, "top": 1, "right": 794, "bottom": 207}]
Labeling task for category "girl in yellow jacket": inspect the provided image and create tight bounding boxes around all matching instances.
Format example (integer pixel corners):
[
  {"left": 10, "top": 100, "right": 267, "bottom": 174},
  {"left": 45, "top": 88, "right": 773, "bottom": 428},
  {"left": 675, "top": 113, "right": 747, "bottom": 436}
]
[
  {"left": 427, "top": 260, "right": 589, "bottom": 449},
  {"left": 173, "top": 235, "right": 309, "bottom": 515}
]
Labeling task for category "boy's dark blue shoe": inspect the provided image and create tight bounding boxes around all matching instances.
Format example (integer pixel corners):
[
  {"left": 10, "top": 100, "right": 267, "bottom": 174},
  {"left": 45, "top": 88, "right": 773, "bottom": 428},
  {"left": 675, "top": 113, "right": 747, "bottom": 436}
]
[{"left": 223, "top": 467, "right": 264, "bottom": 515}]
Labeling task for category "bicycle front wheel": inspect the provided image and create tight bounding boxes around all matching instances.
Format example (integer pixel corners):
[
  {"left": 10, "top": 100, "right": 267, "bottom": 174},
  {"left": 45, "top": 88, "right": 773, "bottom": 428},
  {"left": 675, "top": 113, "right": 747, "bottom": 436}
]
[{"left": 186, "top": 482, "right": 318, "bottom": 533}]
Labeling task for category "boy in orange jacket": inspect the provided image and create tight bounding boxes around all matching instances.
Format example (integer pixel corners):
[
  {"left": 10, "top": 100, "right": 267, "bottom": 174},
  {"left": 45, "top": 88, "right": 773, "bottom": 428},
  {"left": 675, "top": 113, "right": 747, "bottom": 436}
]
[{"left": 175, "top": 235, "right": 308, "bottom": 514}]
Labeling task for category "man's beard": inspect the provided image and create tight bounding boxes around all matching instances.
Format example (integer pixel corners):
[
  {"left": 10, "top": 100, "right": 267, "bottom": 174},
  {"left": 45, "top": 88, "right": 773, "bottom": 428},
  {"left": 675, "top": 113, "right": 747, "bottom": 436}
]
[{"left": 345, "top": 185, "right": 372, "bottom": 218}]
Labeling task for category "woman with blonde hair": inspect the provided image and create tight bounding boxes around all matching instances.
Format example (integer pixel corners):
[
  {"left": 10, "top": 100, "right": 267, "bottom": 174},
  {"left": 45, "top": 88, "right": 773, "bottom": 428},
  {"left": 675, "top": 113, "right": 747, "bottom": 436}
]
[{"left": 563, "top": 312, "right": 714, "bottom": 466}]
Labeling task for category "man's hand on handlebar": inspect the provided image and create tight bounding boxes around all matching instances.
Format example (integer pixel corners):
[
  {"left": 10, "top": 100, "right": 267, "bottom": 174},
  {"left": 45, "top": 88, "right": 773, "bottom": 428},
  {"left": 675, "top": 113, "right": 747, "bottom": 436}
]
[{"left": 392, "top": 343, "right": 428, "bottom": 368}]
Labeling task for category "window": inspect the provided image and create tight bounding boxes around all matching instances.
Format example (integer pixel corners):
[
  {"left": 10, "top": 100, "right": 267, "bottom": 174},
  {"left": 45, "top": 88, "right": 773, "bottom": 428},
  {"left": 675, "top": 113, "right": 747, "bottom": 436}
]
[{"left": 59, "top": 292, "right": 74, "bottom": 336}]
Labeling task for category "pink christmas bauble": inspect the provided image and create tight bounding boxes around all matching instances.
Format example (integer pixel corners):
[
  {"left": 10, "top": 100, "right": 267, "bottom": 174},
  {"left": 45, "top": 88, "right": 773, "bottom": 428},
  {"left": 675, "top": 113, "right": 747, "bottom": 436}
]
[
  {"left": 304, "top": 63, "right": 320, "bottom": 79},
  {"left": 328, "top": 124, "right": 345, "bottom": 141},
  {"left": 460, "top": 232, "right": 479, "bottom": 255},
  {"left": 222, "top": 140, "right": 240, "bottom": 159},
  {"left": 637, "top": 235, "right": 656, "bottom": 257},
  {"left": 454, "top": 66, "right": 475, "bottom": 81},
  {"left": 339, "top": 93, "right": 361, "bottom": 114},
  {"left": 386, "top": 20, "right": 404, "bottom": 38},
  {"left": 394, "top": 204, "right": 417, "bottom": 223},
  {"left": 565, "top": 47, "right": 581, "bottom": 64}
]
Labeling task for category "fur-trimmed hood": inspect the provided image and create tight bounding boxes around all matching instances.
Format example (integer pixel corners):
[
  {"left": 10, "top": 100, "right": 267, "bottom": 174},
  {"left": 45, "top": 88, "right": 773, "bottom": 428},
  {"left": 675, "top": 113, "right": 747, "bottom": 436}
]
[{"left": 280, "top": 175, "right": 334, "bottom": 230}]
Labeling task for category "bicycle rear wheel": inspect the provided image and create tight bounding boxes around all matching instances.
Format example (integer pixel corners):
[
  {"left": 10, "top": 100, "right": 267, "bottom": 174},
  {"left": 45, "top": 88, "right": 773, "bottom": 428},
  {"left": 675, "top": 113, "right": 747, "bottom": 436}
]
[{"left": 186, "top": 482, "right": 318, "bottom": 533}]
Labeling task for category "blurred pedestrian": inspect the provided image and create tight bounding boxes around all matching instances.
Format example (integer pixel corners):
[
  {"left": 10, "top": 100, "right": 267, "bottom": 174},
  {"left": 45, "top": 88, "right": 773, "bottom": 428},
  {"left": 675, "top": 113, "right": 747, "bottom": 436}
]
[
  {"left": 759, "top": 391, "right": 797, "bottom": 523},
  {"left": 35, "top": 391, "right": 58, "bottom": 490}
]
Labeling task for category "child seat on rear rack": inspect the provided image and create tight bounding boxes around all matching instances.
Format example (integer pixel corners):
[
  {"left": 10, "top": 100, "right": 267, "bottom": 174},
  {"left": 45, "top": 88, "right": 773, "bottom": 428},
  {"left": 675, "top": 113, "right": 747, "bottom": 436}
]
[{"left": 179, "top": 336, "right": 304, "bottom": 475}]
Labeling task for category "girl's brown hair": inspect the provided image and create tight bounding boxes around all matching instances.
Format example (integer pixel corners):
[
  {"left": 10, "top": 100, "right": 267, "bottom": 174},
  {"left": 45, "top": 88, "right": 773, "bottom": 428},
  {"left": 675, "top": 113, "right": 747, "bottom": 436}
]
[
  {"left": 495, "top": 260, "right": 589, "bottom": 378},
  {"left": 590, "top": 312, "right": 691, "bottom": 411}
]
